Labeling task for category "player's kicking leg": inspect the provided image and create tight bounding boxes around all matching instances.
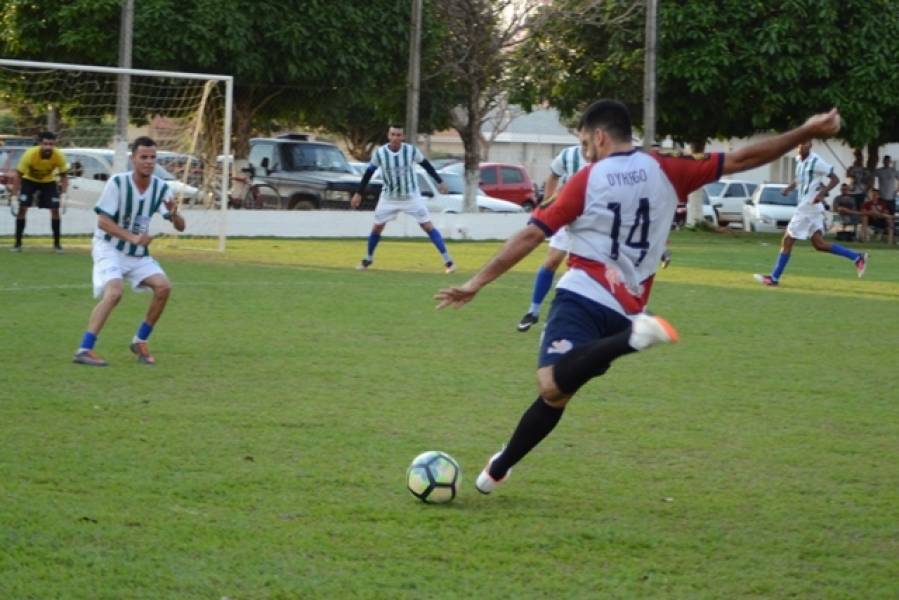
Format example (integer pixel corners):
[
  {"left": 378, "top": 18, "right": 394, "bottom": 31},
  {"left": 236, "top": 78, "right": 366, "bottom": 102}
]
[{"left": 477, "top": 297, "right": 678, "bottom": 494}]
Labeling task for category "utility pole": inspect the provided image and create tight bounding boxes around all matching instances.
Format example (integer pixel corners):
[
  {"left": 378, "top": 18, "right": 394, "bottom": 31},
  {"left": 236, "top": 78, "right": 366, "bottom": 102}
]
[
  {"left": 114, "top": 0, "right": 134, "bottom": 172},
  {"left": 642, "top": 0, "right": 658, "bottom": 149},
  {"left": 405, "top": 0, "right": 423, "bottom": 145}
]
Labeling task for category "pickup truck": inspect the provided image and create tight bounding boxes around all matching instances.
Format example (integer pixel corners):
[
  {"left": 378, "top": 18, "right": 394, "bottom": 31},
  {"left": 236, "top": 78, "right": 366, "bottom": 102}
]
[{"left": 245, "top": 135, "right": 380, "bottom": 209}]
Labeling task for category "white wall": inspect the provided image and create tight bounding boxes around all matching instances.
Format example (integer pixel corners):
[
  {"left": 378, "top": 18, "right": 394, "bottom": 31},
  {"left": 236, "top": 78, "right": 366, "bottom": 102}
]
[{"left": 0, "top": 207, "right": 531, "bottom": 241}]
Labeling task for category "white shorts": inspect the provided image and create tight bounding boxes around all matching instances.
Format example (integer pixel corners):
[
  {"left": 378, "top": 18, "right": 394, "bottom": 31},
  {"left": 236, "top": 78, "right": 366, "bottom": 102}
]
[
  {"left": 91, "top": 238, "right": 166, "bottom": 298},
  {"left": 548, "top": 227, "right": 570, "bottom": 252},
  {"left": 373, "top": 194, "right": 431, "bottom": 225},
  {"left": 786, "top": 211, "right": 825, "bottom": 240}
]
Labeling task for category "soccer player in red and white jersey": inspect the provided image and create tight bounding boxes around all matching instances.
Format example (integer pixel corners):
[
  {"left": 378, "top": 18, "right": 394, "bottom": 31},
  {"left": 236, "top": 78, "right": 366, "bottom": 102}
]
[{"left": 435, "top": 100, "right": 842, "bottom": 494}]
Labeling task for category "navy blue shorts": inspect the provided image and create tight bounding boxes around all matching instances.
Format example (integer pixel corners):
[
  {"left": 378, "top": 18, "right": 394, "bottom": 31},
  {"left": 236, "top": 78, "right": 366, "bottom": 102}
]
[
  {"left": 538, "top": 289, "right": 632, "bottom": 369},
  {"left": 20, "top": 179, "right": 60, "bottom": 209}
]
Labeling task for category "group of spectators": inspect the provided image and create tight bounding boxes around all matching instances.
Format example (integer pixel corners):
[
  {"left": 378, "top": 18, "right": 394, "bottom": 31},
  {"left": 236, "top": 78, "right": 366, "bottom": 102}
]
[{"left": 833, "top": 150, "right": 897, "bottom": 241}]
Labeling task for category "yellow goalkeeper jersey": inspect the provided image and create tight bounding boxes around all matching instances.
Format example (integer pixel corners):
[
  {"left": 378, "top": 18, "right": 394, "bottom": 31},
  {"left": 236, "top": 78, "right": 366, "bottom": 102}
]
[{"left": 17, "top": 146, "right": 68, "bottom": 183}]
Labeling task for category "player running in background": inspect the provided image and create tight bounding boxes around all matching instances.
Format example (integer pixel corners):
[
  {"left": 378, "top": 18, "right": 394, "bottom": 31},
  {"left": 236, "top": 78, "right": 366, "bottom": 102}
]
[
  {"left": 351, "top": 124, "right": 455, "bottom": 273},
  {"left": 754, "top": 141, "right": 867, "bottom": 286},
  {"left": 9, "top": 131, "right": 68, "bottom": 253},
  {"left": 73, "top": 137, "right": 185, "bottom": 367},
  {"left": 435, "top": 100, "right": 842, "bottom": 494},
  {"left": 516, "top": 140, "right": 590, "bottom": 332}
]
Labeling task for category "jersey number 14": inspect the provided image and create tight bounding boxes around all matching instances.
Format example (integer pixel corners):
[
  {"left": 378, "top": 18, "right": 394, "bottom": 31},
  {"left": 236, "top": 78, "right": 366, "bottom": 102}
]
[{"left": 608, "top": 198, "right": 651, "bottom": 266}]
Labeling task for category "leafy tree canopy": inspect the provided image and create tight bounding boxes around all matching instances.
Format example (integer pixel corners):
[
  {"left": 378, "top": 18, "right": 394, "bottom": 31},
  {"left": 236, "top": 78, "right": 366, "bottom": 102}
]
[
  {"left": 0, "top": 0, "right": 454, "bottom": 156},
  {"left": 509, "top": 0, "right": 899, "bottom": 148}
]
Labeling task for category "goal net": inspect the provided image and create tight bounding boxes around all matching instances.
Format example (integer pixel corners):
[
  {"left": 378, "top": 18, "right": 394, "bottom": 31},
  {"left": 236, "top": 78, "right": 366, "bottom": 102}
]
[{"left": 0, "top": 59, "right": 232, "bottom": 251}]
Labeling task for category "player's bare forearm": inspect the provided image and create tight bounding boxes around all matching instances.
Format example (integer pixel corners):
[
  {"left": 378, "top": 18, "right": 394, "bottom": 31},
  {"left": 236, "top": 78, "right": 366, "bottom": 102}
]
[
  {"left": 171, "top": 213, "right": 186, "bottom": 232},
  {"left": 723, "top": 108, "right": 841, "bottom": 175},
  {"left": 435, "top": 224, "right": 545, "bottom": 310},
  {"left": 470, "top": 225, "right": 545, "bottom": 289}
]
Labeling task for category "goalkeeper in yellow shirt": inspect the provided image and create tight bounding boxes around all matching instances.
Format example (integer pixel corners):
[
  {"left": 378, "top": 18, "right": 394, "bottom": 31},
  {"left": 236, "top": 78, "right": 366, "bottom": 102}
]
[{"left": 10, "top": 131, "right": 69, "bottom": 252}]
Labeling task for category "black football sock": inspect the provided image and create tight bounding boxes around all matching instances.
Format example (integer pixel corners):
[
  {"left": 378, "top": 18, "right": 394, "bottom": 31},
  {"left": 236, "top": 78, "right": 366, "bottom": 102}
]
[
  {"left": 15, "top": 218, "right": 25, "bottom": 246},
  {"left": 489, "top": 397, "right": 564, "bottom": 480},
  {"left": 551, "top": 327, "right": 635, "bottom": 395},
  {"left": 51, "top": 218, "right": 61, "bottom": 246}
]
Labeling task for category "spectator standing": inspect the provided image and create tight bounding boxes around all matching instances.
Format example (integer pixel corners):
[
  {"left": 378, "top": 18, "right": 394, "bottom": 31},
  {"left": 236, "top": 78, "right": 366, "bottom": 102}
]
[
  {"left": 846, "top": 151, "right": 871, "bottom": 210},
  {"left": 874, "top": 155, "right": 898, "bottom": 214}
]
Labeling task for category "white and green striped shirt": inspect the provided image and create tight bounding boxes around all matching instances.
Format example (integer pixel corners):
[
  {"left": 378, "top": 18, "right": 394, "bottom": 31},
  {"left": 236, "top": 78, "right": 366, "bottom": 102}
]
[
  {"left": 94, "top": 172, "right": 173, "bottom": 257},
  {"left": 793, "top": 151, "right": 833, "bottom": 212},
  {"left": 550, "top": 145, "right": 589, "bottom": 184},
  {"left": 371, "top": 143, "right": 425, "bottom": 199}
]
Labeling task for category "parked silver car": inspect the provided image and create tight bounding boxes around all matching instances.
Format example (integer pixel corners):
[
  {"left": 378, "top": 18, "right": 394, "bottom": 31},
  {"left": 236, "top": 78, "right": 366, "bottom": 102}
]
[
  {"left": 741, "top": 183, "right": 831, "bottom": 233},
  {"left": 704, "top": 179, "right": 757, "bottom": 225}
]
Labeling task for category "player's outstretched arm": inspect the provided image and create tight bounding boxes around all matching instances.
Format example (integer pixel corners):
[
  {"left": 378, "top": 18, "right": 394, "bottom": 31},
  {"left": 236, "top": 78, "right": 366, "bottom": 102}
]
[
  {"left": 723, "top": 108, "right": 841, "bottom": 176},
  {"left": 435, "top": 224, "right": 545, "bottom": 310}
]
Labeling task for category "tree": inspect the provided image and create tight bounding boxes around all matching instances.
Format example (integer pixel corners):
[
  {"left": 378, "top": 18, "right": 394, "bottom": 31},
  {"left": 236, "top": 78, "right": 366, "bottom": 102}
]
[
  {"left": 432, "top": 0, "right": 543, "bottom": 211},
  {"left": 0, "top": 1, "right": 455, "bottom": 158},
  {"left": 509, "top": 0, "right": 899, "bottom": 152}
]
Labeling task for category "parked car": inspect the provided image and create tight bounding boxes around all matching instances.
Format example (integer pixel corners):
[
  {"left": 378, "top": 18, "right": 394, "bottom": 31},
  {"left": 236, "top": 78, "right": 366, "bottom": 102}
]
[
  {"left": 702, "top": 192, "right": 719, "bottom": 226},
  {"left": 673, "top": 194, "right": 719, "bottom": 229},
  {"left": 61, "top": 148, "right": 200, "bottom": 208},
  {"left": 0, "top": 146, "right": 27, "bottom": 193},
  {"left": 347, "top": 161, "right": 368, "bottom": 176},
  {"left": 703, "top": 179, "right": 757, "bottom": 225},
  {"left": 370, "top": 167, "right": 521, "bottom": 214},
  {"left": 741, "top": 183, "right": 835, "bottom": 233},
  {"left": 244, "top": 137, "right": 379, "bottom": 210},
  {"left": 445, "top": 162, "right": 537, "bottom": 211},
  {"left": 427, "top": 169, "right": 522, "bottom": 213}
]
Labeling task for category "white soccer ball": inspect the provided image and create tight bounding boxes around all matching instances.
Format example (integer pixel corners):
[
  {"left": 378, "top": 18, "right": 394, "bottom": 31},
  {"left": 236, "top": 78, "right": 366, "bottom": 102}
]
[{"left": 406, "top": 450, "right": 460, "bottom": 504}]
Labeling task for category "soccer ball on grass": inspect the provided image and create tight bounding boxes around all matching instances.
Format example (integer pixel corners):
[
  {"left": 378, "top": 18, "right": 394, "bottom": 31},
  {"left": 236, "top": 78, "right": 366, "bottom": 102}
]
[{"left": 406, "top": 450, "right": 460, "bottom": 504}]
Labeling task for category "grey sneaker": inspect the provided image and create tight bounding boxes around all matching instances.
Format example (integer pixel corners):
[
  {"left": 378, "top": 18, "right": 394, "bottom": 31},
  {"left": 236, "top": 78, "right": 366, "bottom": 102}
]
[
  {"left": 73, "top": 349, "right": 108, "bottom": 367},
  {"left": 10, "top": 245, "right": 22, "bottom": 253}
]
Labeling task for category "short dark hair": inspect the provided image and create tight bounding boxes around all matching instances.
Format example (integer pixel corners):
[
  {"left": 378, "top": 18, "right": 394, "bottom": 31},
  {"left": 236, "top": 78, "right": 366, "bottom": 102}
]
[
  {"left": 578, "top": 100, "right": 632, "bottom": 143},
  {"left": 388, "top": 123, "right": 404, "bottom": 131},
  {"left": 131, "top": 136, "right": 157, "bottom": 153},
  {"left": 885, "top": 155, "right": 892, "bottom": 161},
  {"left": 38, "top": 131, "right": 57, "bottom": 141}
]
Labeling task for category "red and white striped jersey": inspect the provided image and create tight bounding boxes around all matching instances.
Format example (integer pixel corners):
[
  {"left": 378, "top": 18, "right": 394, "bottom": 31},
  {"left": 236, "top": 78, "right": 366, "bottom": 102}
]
[{"left": 531, "top": 149, "right": 723, "bottom": 314}]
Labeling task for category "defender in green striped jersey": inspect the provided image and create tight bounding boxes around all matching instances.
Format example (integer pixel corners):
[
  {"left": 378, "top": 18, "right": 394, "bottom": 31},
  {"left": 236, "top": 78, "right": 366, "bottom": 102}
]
[
  {"left": 73, "top": 137, "right": 186, "bottom": 367},
  {"left": 517, "top": 141, "right": 590, "bottom": 332},
  {"left": 351, "top": 124, "right": 456, "bottom": 273}
]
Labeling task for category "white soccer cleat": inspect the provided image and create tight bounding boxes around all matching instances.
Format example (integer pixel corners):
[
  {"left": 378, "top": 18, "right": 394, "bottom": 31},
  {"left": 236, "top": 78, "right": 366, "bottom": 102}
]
[
  {"left": 628, "top": 313, "right": 679, "bottom": 351},
  {"left": 475, "top": 449, "right": 510, "bottom": 495}
]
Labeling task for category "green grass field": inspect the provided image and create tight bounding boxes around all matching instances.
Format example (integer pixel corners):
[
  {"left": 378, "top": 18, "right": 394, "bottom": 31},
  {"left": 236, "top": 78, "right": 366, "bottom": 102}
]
[{"left": 2, "top": 231, "right": 898, "bottom": 599}]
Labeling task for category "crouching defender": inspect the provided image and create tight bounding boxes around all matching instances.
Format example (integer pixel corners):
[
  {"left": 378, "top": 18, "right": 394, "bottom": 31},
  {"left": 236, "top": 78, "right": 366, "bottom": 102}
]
[
  {"left": 73, "top": 136, "right": 185, "bottom": 367},
  {"left": 435, "top": 100, "right": 842, "bottom": 493}
]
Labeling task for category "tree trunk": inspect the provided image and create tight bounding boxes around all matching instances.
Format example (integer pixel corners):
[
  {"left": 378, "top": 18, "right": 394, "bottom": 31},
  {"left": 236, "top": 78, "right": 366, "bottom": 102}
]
[
  {"left": 866, "top": 142, "right": 879, "bottom": 173},
  {"left": 232, "top": 92, "right": 255, "bottom": 159}
]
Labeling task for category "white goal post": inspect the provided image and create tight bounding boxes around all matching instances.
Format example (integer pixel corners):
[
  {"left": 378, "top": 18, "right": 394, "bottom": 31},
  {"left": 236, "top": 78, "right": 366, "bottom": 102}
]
[{"left": 0, "top": 58, "right": 233, "bottom": 251}]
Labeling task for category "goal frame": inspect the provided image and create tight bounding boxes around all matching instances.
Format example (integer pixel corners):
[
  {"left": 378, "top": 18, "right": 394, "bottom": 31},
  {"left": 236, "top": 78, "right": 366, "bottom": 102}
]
[{"left": 0, "top": 58, "right": 234, "bottom": 251}]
